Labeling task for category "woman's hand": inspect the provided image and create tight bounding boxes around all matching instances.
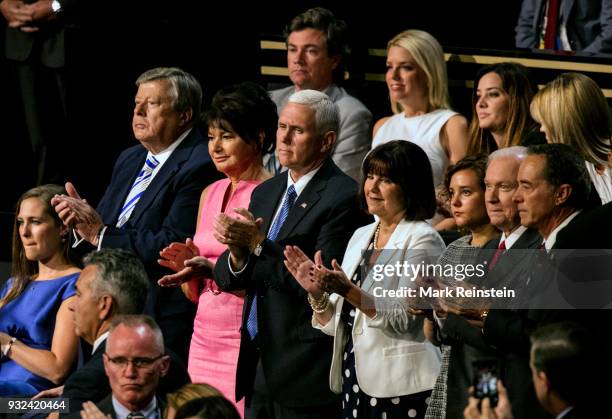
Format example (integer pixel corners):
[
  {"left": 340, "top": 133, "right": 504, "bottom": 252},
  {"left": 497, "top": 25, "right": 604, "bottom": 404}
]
[
  {"left": 158, "top": 238, "right": 199, "bottom": 272},
  {"left": 313, "top": 255, "right": 352, "bottom": 297},
  {"left": 158, "top": 239, "right": 214, "bottom": 287},
  {"left": 284, "top": 246, "right": 325, "bottom": 298}
]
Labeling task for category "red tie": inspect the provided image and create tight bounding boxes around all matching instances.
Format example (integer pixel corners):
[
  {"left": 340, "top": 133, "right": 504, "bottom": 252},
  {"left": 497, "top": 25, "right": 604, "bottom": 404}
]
[
  {"left": 489, "top": 240, "right": 506, "bottom": 270},
  {"left": 544, "top": 0, "right": 559, "bottom": 49}
]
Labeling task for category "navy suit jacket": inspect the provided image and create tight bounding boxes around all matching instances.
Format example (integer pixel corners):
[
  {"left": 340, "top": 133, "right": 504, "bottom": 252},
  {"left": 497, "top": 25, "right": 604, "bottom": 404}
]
[
  {"left": 515, "top": 0, "right": 612, "bottom": 53},
  {"left": 95, "top": 128, "right": 219, "bottom": 317},
  {"left": 214, "top": 158, "right": 370, "bottom": 407}
]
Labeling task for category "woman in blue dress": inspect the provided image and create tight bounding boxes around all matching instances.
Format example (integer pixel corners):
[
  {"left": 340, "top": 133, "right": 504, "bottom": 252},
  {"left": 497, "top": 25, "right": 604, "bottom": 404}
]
[{"left": 0, "top": 184, "right": 81, "bottom": 396}]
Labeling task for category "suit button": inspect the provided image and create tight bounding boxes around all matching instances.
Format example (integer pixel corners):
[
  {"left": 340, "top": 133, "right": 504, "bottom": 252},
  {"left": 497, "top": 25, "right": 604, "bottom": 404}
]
[{"left": 354, "top": 327, "right": 363, "bottom": 335}]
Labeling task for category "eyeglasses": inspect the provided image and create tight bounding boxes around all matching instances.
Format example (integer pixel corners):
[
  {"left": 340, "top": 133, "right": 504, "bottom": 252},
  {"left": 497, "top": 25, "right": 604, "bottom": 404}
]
[{"left": 104, "top": 353, "right": 165, "bottom": 369}]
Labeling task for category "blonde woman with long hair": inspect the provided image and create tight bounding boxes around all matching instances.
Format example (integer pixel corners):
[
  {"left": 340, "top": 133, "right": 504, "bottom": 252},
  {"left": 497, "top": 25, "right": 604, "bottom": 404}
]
[{"left": 530, "top": 72, "right": 612, "bottom": 203}]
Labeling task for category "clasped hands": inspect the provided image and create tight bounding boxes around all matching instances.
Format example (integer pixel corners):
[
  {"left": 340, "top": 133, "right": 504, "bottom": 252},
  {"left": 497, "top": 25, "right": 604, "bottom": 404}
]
[
  {"left": 157, "top": 238, "right": 214, "bottom": 287},
  {"left": 157, "top": 207, "right": 263, "bottom": 286},
  {"left": 283, "top": 246, "right": 351, "bottom": 298},
  {"left": 51, "top": 182, "right": 104, "bottom": 246},
  {"left": 0, "top": 0, "right": 58, "bottom": 33}
]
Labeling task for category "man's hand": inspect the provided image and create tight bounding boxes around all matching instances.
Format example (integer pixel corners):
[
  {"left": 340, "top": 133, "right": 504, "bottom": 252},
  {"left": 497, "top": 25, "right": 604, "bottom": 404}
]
[
  {"left": 0, "top": 0, "right": 28, "bottom": 28},
  {"left": 79, "top": 401, "right": 111, "bottom": 419},
  {"left": 32, "top": 385, "right": 64, "bottom": 399},
  {"left": 463, "top": 382, "right": 514, "bottom": 419},
  {"left": 1, "top": 0, "right": 57, "bottom": 33},
  {"left": 52, "top": 182, "right": 104, "bottom": 246},
  {"left": 213, "top": 208, "right": 263, "bottom": 271}
]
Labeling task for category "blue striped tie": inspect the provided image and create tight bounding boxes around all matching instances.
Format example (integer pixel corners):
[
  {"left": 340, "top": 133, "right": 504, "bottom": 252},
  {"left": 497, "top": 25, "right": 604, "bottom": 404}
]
[
  {"left": 116, "top": 156, "right": 160, "bottom": 228},
  {"left": 246, "top": 185, "right": 297, "bottom": 339}
]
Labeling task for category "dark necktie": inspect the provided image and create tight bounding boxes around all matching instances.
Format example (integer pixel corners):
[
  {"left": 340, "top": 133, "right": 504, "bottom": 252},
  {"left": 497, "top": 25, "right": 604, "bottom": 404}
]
[
  {"left": 245, "top": 185, "right": 297, "bottom": 339},
  {"left": 489, "top": 240, "right": 506, "bottom": 271},
  {"left": 543, "top": 0, "right": 559, "bottom": 49}
]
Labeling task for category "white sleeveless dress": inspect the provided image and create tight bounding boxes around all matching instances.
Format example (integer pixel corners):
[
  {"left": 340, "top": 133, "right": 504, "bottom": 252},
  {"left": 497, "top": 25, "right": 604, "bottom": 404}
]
[{"left": 372, "top": 109, "right": 457, "bottom": 188}]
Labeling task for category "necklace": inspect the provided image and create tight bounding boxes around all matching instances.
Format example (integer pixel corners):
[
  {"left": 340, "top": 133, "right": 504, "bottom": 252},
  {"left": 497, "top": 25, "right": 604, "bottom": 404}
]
[{"left": 373, "top": 224, "right": 381, "bottom": 250}]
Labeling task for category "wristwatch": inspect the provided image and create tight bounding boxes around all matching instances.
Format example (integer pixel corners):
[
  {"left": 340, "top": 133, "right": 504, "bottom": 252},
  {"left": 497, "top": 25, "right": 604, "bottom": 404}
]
[
  {"left": 253, "top": 240, "right": 264, "bottom": 257},
  {"left": 51, "top": 0, "right": 62, "bottom": 15}
]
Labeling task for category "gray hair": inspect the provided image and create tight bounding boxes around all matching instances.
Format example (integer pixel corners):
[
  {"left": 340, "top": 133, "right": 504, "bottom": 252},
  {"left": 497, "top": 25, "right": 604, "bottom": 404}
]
[
  {"left": 83, "top": 249, "right": 148, "bottom": 315},
  {"left": 109, "top": 314, "right": 165, "bottom": 354},
  {"left": 487, "top": 146, "right": 527, "bottom": 165},
  {"left": 136, "top": 67, "right": 202, "bottom": 122},
  {"left": 287, "top": 89, "right": 340, "bottom": 137}
]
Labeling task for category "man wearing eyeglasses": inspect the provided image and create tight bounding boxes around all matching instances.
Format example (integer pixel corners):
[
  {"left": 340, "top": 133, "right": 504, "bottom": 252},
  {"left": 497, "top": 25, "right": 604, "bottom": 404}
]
[
  {"left": 97, "top": 315, "right": 170, "bottom": 419},
  {"left": 34, "top": 249, "right": 189, "bottom": 418},
  {"left": 63, "top": 315, "right": 170, "bottom": 419}
]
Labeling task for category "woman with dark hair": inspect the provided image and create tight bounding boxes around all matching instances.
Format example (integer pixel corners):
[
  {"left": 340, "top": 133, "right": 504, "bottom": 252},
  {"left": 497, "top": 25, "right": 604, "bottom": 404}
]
[
  {"left": 466, "top": 62, "right": 541, "bottom": 155},
  {"left": 0, "top": 184, "right": 80, "bottom": 396},
  {"left": 157, "top": 81, "right": 277, "bottom": 416},
  {"left": 284, "top": 140, "right": 445, "bottom": 418},
  {"left": 424, "top": 155, "right": 499, "bottom": 419}
]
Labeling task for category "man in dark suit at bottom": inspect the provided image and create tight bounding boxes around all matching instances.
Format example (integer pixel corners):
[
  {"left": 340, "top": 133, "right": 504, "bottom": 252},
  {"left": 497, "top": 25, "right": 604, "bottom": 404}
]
[
  {"left": 34, "top": 249, "right": 189, "bottom": 417},
  {"left": 67, "top": 315, "right": 171, "bottom": 419},
  {"left": 213, "top": 89, "right": 369, "bottom": 419}
]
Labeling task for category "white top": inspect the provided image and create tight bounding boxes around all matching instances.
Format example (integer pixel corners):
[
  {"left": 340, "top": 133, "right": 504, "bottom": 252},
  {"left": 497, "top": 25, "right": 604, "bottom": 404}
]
[
  {"left": 586, "top": 161, "right": 612, "bottom": 204},
  {"left": 372, "top": 109, "right": 457, "bottom": 187}
]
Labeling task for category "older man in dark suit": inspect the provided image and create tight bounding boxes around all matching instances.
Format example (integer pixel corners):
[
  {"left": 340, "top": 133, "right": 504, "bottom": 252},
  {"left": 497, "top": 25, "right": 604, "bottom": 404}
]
[
  {"left": 51, "top": 67, "right": 219, "bottom": 361},
  {"left": 213, "top": 89, "right": 369, "bottom": 419},
  {"left": 64, "top": 315, "right": 171, "bottom": 419}
]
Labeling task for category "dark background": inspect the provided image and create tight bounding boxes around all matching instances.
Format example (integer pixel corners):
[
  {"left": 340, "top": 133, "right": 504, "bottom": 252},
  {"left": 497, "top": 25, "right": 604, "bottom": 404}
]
[{"left": 0, "top": 0, "right": 543, "bottom": 264}]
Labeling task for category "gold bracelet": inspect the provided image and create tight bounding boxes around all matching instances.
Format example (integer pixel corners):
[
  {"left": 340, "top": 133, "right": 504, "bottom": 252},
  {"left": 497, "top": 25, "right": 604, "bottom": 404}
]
[{"left": 308, "top": 292, "right": 329, "bottom": 313}]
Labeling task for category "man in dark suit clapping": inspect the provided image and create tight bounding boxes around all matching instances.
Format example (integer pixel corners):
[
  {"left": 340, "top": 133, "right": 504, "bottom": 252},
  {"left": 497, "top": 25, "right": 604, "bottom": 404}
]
[{"left": 213, "top": 90, "right": 369, "bottom": 419}]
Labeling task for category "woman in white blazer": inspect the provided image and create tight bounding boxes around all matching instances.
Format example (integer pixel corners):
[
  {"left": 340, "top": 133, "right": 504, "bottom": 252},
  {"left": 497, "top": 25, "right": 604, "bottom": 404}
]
[{"left": 284, "top": 141, "right": 445, "bottom": 419}]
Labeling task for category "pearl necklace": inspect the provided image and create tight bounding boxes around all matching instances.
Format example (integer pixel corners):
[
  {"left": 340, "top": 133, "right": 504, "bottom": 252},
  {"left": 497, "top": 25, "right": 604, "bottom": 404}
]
[{"left": 373, "top": 224, "right": 381, "bottom": 250}]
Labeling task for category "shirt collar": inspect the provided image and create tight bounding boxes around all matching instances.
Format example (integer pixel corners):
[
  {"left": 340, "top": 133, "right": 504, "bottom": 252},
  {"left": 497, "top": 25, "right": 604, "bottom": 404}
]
[
  {"left": 544, "top": 210, "right": 581, "bottom": 251},
  {"left": 112, "top": 395, "right": 158, "bottom": 419},
  {"left": 287, "top": 164, "right": 323, "bottom": 198},
  {"left": 92, "top": 331, "right": 109, "bottom": 355},
  {"left": 146, "top": 128, "right": 191, "bottom": 167},
  {"left": 501, "top": 225, "right": 527, "bottom": 249}
]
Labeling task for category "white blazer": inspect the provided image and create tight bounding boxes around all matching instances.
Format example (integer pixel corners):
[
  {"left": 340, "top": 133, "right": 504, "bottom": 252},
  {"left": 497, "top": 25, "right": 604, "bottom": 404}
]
[{"left": 313, "top": 219, "right": 445, "bottom": 398}]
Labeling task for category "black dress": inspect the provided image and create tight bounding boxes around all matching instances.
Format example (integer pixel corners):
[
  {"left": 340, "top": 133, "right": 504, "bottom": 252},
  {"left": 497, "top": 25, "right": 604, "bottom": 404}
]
[{"left": 340, "top": 249, "right": 431, "bottom": 419}]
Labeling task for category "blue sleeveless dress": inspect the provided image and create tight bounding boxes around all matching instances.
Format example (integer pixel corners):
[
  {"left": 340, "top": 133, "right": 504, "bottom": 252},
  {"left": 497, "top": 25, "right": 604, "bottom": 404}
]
[{"left": 0, "top": 272, "right": 79, "bottom": 396}]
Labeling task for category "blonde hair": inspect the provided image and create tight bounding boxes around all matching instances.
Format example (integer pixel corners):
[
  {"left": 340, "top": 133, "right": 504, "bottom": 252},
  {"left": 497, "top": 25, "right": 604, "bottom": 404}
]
[
  {"left": 386, "top": 29, "right": 450, "bottom": 113},
  {"left": 530, "top": 73, "right": 612, "bottom": 168},
  {"left": 166, "top": 383, "right": 223, "bottom": 412}
]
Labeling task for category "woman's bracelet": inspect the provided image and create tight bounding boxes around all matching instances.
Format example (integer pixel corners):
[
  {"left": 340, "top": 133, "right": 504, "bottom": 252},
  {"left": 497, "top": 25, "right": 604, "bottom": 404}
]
[
  {"left": 308, "top": 292, "right": 330, "bottom": 313},
  {"left": 1, "top": 336, "right": 16, "bottom": 359}
]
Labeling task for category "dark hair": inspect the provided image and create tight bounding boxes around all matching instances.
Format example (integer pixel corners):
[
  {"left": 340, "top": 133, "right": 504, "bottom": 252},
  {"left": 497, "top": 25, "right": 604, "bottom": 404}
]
[
  {"left": 2, "top": 184, "right": 79, "bottom": 310},
  {"left": 526, "top": 143, "right": 591, "bottom": 210},
  {"left": 285, "top": 7, "right": 349, "bottom": 84},
  {"left": 359, "top": 141, "right": 436, "bottom": 221},
  {"left": 467, "top": 62, "right": 538, "bottom": 155},
  {"left": 174, "top": 396, "right": 240, "bottom": 419},
  {"left": 83, "top": 248, "right": 148, "bottom": 315},
  {"left": 530, "top": 322, "right": 595, "bottom": 406},
  {"left": 204, "top": 82, "right": 278, "bottom": 154},
  {"left": 444, "top": 154, "right": 489, "bottom": 191}
]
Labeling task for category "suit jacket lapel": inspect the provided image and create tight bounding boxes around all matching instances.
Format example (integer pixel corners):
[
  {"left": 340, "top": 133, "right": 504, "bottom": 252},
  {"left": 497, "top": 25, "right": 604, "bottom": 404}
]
[
  {"left": 273, "top": 162, "right": 332, "bottom": 241},
  {"left": 102, "top": 152, "right": 146, "bottom": 225},
  {"left": 362, "top": 221, "right": 407, "bottom": 293},
  {"left": 257, "top": 174, "right": 287, "bottom": 235},
  {"left": 128, "top": 131, "right": 196, "bottom": 226}
]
